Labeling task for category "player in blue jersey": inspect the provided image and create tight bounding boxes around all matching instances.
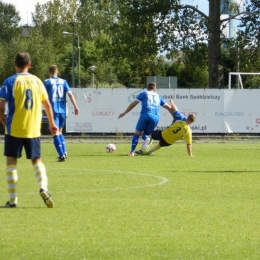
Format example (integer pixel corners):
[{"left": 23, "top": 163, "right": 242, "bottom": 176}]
[
  {"left": 0, "top": 52, "right": 58, "bottom": 208},
  {"left": 118, "top": 82, "right": 173, "bottom": 156},
  {"left": 142, "top": 100, "right": 196, "bottom": 156},
  {"left": 44, "top": 65, "right": 80, "bottom": 162}
]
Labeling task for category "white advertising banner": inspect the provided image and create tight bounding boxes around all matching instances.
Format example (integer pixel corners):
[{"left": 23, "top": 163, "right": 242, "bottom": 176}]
[{"left": 66, "top": 88, "right": 260, "bottom": 134}]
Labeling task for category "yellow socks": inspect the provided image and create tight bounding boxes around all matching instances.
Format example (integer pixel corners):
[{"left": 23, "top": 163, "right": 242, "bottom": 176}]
[
  {"left": 34, "top": 162, "right": 48, "bottom": 191},
  {"left": 6, "top": 165, "right": 18, "bottom": 204}
]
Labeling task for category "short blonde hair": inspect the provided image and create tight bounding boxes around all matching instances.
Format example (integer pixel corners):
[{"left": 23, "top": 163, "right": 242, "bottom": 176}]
[
  {"left": 187, "top": 113, "right": 196, "bottom": 123},
  {"left": 147, "top": 82, "right": 156, "bottom": 90},
  {"left": 48, "top": 65, "right": 58, "bottom": 75}
]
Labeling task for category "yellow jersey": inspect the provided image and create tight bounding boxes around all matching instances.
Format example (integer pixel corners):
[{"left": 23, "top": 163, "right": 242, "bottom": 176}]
[
  {"left": 162, "top": 120, "right": 192, "bottom": 145},
  {"left": 0, "top": 73, "right": 48, "bottom": 138}
]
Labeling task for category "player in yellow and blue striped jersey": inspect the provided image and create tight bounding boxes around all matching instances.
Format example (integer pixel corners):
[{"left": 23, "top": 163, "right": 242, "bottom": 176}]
[{"left": 0, "top": 52, "right": 58, "bottom": 208}]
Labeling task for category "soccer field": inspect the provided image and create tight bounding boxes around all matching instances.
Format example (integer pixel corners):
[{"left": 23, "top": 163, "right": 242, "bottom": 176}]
[{"left": 0, "top": 140, "right": 260, "bottom": 260}]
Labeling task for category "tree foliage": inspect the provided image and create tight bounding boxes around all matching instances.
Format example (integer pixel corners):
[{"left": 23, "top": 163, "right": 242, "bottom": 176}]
[
  {"left": 111, "top": 0, "right": 260, "bottom": 88},
  {"left": 0, "top": 2, "right": 22, "bottom": 42},
  {"left": 1, "top": 0, "right": 260, "bottom": 89}
]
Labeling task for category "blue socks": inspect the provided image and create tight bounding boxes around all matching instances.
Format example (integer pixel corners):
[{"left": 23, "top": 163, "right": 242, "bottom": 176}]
[
  {"left": 59, "top": 134, "right": 67, "bottom": 154},
  {"left": 142, "top": 134, "right": 149, "bottom": 141},
  {"left": 53, "top": 136, "right": 64, "bottom": 157},
  {"left": 131, "top": 134, "right": 140, "bottom": 152}
]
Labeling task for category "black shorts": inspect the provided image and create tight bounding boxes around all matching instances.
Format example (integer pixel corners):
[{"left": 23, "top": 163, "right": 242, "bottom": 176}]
[
  {"left": 4, "top": 135, "right": 41, "bottom": 159},
  {"left": 151, "top": 130, "right": 171, "bottom": 147}
]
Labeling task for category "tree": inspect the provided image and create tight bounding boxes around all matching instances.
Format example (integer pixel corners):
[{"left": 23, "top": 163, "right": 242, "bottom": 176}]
[
  {"left": 113, "top": 0, "right": 258, "bottom": 88},
  {"left": 236, "top": 0, "right": 260, "bottom": 88},
  {"left": 0, "top": 40, "right": 7, "bottom": 84},
  {"left": 166, "top": 43, "right": 208, "bottom": 88},
  {"left": 31, "top": 0, "right": 79, "bottom": 52},
  {"left": 0, "top": 2, "right": 22, "bottom": 42},
  {"left": 77, "top": 0, "right": 119, "bottom": 40}
]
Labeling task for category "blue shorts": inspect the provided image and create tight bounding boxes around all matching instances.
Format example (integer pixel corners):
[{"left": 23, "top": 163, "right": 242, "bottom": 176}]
[
  {"left": 4, "top": 135, "right": 41, "bottom": 159},
  {"left": 151, "top": 130, "right": 171, "bottom": 147},
  {"left": 53, "top": 113, "right": 66, "bottom": 128},
  {"left": 135, "top": 113, "right": 159, "bottom": 135}
]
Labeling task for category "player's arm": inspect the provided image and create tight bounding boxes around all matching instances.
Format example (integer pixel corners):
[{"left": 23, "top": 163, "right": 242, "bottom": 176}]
[
  {"left": 67, "top": 92, "right": 80, "bottom": 116},
  {"left": 169, "top": 100, "right": 180, "bottom": 124},
  {"left": 186, "top": 144, "right": 193, "bottom": 157},
  {"left": 0, "top": 99, "right": 6, "bottom": 126},
  {"left": 169, "top": 100, "right": 178, "bottom": 113},
  {"left": 43, "top": 99, "right": 58, "bottom": 135},
  {"left": 163, "top": 103, "right": 174, "bottom": 119},
  {"left": 118, "top": 100, "right": 139, "bottom": 118}
]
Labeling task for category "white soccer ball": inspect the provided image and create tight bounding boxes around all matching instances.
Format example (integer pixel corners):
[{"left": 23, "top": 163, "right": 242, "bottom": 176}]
[{"left": 106, "top": 143, "right": 116, "bottom": 153}]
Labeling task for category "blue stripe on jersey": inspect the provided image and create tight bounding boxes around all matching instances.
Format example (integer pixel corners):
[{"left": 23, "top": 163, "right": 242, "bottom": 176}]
[{"left": 173, "top": 110, "right": 186, "bottom": 121}]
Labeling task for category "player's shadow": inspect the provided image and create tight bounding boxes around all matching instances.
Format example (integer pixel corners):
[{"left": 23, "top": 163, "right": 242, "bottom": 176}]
[
  {"left": 0, "top": 206, "right": 45, "bottom": 209},
  {"left": 75, "top": 154, "right": 132, "bottom": 157}
]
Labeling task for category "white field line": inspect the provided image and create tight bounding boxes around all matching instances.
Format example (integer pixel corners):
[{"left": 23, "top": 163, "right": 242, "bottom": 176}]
[{"left": 0, "top": 168, "right": 169, "bottom": 196}]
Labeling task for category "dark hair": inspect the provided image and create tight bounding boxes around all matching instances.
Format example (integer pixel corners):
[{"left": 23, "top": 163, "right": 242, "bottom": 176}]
[
  {"left": 147, "top": 82, "right": 156, "bottom": 90},
  {"left": 15, "top": 52, "right": 31, "bottom": 69},
  {"left": 48, "top": 65, "right": 58, "bottom": 75}
]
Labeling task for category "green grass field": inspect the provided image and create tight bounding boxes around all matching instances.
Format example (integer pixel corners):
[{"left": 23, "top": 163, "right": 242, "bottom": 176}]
[{"left": 0, "top": 140, "right": 260, "bottom": 260}]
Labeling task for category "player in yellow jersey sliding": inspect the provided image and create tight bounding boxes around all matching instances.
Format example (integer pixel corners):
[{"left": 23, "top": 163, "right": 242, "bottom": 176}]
[{"left": 141, "top": 100, "right": 195, "bottom": 156}]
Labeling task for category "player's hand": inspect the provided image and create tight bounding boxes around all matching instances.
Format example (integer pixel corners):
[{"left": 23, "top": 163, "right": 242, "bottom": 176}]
[
  {"left": 50, "top": 124, "right": 59, "bottom": 135},
  {"left": 0, "top": 118, "right": 6, "bottom": 127},
  {"left": 118, "top": 113, "right": 125, "bottom": 119},
  {"left": 75, "top": 108, "right": 80, "bottom": 116}
]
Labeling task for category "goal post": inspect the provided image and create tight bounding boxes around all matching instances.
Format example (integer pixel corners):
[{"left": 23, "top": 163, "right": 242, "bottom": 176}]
[{"left": 228, "top": 72, "right": 260, "bottom": 89}]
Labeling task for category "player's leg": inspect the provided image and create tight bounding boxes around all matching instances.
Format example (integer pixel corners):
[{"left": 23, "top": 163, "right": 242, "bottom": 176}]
[
  {"left": 5, "top": 157, "right": 18, "bottom": 207},
  {"left": 59, "top": 131, "right": 67, "bottom": 158},
  {"left": 53, "top": 134, "right": 65, "bottom": 160},
  {"left": 129, "top": 131, "right": 142, "bottom": 156},
  {"left": 52, "top": 113, "right": 66, "bottom": 162},
  {"left": 33, "top": 159, "right": 54, "bottom": 208},
  {"left": 26, "top": 138, "right": 54, "bottom": 208},
  {"left": 137, "top": 115, "right": 158, "bottom": 154},
  {"left": 4, "top": 135, "right": 22, "bottom": 207},
  {"left": 143, "top": 131, "right": 170, "bottom": 155},
  {"left": 135, "top": 134, "right": 152, "bottom": 154},
  {"left": 129, "top": 115, "right": 147, "bottom": 155},
  {"left": 52, "top": 114, "right": 63, "bottom": 156},
  {"left": 58, "top": 113, "right": 67, "bottom": 158}
]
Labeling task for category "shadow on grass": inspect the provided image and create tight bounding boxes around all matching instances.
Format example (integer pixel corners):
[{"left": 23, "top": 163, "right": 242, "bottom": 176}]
[
  {"left": 64, "top": 154, "right": 136, "bottom": 157},
  {"left": 0, "top": 206, "right": 44, "bottom": 209},
  {"left": 179, "top": 170, "right": 260, "bottom": 173},
  {"left": 221, "top": 148, "right": 260, "bottom": 150}
]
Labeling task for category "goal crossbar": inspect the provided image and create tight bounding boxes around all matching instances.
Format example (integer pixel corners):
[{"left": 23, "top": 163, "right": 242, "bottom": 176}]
[{"left": 228, "top": 72, "right": 260, "bottom": 89}]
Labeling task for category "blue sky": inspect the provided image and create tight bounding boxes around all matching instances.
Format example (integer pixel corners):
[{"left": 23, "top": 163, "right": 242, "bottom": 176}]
[
  {"left": 5, "top": 0, "right": 209, "bottom": 26},
  {"left": 182, "top": 0, "right": 209, "bottom": 15},
  {"left": 5, "top": 0, "right": 49, "bottom": 25}
]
